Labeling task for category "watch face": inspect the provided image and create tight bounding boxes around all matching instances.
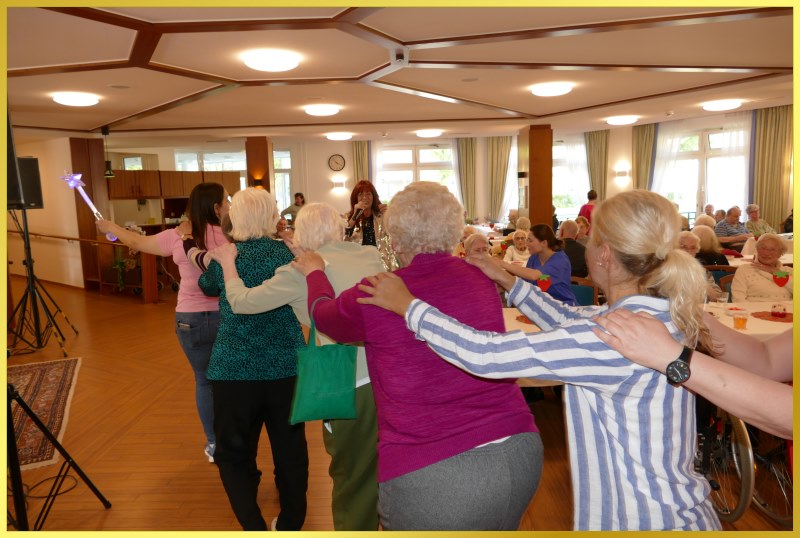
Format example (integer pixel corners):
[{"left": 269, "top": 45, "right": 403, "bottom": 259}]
[
  {"left": 666, "top": 360, "right": 691, "bottom": 384},
  {"left": 328, "top": 154, "right": 345, "bottom": 171}
]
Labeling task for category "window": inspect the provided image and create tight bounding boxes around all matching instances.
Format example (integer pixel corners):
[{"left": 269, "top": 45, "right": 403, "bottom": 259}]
[
  {"left": 175, "top": 150, "right": 247, "bottom": 191},
  {"left": 273, "top": 149, "right": 293, "bottom": 211},
  {"left": 122, "top": 156, "right": 143, "bottom": 170},
  {"left": 552, "top": 137, "right": 591, "bottom": 223},
  {"left": 374, "top": 143, "right": 457, "bottom": 202},
  {"left": 656, "top": 129, "right": 748, "bottom": 216}
]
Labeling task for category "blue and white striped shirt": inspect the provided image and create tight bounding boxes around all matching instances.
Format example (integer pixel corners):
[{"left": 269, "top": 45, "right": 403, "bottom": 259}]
[{"left": 404, "top": 278, "right": 721, "bottom": 531}]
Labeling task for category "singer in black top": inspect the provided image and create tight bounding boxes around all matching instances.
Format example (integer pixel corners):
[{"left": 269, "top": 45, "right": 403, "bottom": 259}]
[{"left": 344, "top": 180, "right": 398, "bottom": 271}]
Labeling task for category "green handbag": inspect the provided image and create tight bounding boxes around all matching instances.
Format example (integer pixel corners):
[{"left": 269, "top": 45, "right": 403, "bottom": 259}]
[{"left": 289, "top": 318, "right": 357, "bottom": 425}]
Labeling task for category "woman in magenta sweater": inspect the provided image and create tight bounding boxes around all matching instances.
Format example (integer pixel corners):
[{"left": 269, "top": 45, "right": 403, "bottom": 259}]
[{"left": 292, "top": 182, "right": 540, "bottom": 530}]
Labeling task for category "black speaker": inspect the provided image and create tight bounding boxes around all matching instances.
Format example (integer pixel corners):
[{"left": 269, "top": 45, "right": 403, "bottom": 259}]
[{"left": 13, "top": 157, "right": 44, "bottom": 210}]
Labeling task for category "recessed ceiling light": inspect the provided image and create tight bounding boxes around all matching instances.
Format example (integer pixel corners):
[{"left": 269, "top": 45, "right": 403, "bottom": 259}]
[
  {"left": 606, "top": 115, "right": 639, "bottom": 126},
  {"left": 326, "top": 132, "right": 353, "bottom": 141},
  {"left": 241, "top": 49, "right": 302, "bottom": 72},
  {"left": 51, "top": 92, "right": 99, "bottom": 107},
  {"left": 530, "top": 82, "right": 574, "bottom": 97},
  {"left": 415, "top": 129, "right": 443, "bottom": 138},
  {"left": 304, "top": 104, "right": 340, "bottom": 116},
  {"left": 701, "top": 99, "right": 742, "bottom": 112}
]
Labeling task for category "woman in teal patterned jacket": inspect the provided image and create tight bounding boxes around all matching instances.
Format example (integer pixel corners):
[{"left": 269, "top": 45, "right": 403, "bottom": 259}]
[{"left": 199, "top": 187, "right": 308, "bottom": 531}]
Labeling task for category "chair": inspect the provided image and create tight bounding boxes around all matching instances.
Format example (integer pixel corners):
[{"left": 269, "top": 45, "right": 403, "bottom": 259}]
[
  {"left": 719, "top": 274, "right": 735, "bottom": 301},
  {"left": 703, "top": 264, "right": 737, "bottom": 286},
  {"left": 570, "top": 276, "right": 599, "bottom": 306}
]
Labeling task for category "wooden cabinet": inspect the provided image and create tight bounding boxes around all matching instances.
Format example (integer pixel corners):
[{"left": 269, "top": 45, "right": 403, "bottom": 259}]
[
  {"left": 203, "top": 171, "right": 242, "bottom": 196},
  {"left": 107, "top": 170, "right": 161, "bottom": 199},
  {"left": 160, "top": 171, "right": 203, "bottom": 198}
]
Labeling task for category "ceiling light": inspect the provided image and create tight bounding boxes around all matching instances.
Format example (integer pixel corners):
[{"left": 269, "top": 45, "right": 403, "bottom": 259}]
[
  {"left": 606, "top": 115, "right": 638, "bottom": 126},
  {"left": 52, "top": 92, "right": 99, "bottom": 107},
  {"left": 304, "top": 104, "right": 340, "bottom": 116},
  {"left": 240, "top": 49, "right": 302, "bottom": 72},
  {"left": 326, "top": 132, "right": 353, "bottom": 141},
  {"left": 701, "top": 99, "right": 742, "bottom": 112},
  {"left": 101, "top": 126, "right": 115, "bottom": 179},
  {"left": 415, "top": 129, "right": 443, "bottom": 138},
  {"left": 530, "top": 82, "right": 574, "bottom": 97}
]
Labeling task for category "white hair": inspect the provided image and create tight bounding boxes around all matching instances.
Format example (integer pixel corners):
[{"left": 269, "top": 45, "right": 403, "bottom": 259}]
[
  {"left": 228, "top": 188, "right": 278, "bottom": 241},
  {"left": 292, "top": 203, "right": 346, "bottom": 250},
  {"left": 384, "top": 182, "right": 463, "bottom": 256}
]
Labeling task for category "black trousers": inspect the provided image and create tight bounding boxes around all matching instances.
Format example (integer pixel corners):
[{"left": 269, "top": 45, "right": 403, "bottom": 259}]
[{"left": 212, "top": 377, "right": 309, "bottom": 531}]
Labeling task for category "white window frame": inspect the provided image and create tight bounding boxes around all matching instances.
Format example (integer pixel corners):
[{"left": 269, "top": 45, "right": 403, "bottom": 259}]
[{"left": 373, "top": 141, "right": 457, "bottom": 202}]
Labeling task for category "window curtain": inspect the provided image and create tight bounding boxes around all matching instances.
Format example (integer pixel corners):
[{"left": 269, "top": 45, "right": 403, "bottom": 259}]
[
  {"left": 583, "top": 130, "right": 608, "bottom": 201},
  {"left": 563, "top": 133, "right": 591, "bottom": 193},
  {"left": 631, "top": 123, "right": 656, "bottom": 190},
  {"left": 352, "top": 140, "right": 371, "bottom": 181},
  {"left": 487, "top": 136, "right": 512, "bottom": 221},
  {"left": 455, "top": 137, "right": 476, "bottom": 219},
  {"left": 651, "top": 118, "right": 686, "bottom": 195},
  {"left": 753, "top": 105, "right": 792, "bottom": 228}
]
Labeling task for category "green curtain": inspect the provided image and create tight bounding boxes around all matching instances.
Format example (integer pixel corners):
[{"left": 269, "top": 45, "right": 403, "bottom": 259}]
[
  {"left": 352, "top": 140, "right": 370, "bottom": 182},
  {"left": 631, "top": 124, "right": 655, "bottom": 190},
  {"left": 584, "top": 130, "right": 608, "bottom": 201},
  {"left": 455, "top": 138, "right": 477, "bottom": 219},
  {"left": 487, "top": 136, "right": 511, "bottom": 222},
  {"left": 753, "top": 105, "right": 793, "bottom": 229}
]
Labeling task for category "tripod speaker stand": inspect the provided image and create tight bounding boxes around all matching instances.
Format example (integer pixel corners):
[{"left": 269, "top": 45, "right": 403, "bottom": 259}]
[
  {"left": 7, "top": 208, "right": 78, "bottom": 356},
  {"left": 7, "top": 383, "right": 111, "bottom": 530}
]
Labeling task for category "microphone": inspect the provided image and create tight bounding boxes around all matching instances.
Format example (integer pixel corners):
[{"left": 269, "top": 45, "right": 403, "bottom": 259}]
[{"left": 351, "top": 208, "right": 364, "bottom": 223}]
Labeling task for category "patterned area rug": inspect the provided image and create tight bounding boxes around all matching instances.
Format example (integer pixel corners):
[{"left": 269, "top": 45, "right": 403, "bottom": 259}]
[{"left": 8, "top": 358, "right": 81, "bottom": 469}]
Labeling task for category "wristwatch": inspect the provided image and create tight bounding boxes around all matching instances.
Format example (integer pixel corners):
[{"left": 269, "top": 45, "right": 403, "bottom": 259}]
[{"left": 665, "top": 346, "right": 693, "bottom": 385}]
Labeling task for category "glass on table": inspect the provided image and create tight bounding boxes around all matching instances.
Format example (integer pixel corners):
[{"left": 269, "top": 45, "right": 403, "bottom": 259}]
[
  {"left": 732, "top": 310, "right": 749, "bottom": 330},
  {"left": 715, "top": 291, "right": 729, "bottom": 306}
]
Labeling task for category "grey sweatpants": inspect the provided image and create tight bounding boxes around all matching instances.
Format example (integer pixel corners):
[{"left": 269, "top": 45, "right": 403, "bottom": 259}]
[{"left": 378, "top": 431, "right": 543, "bottom": 530}]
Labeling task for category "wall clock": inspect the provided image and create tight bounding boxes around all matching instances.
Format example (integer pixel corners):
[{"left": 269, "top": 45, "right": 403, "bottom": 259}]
[{"left": 328, "top": 154, "right": 345, "bottom": 171}]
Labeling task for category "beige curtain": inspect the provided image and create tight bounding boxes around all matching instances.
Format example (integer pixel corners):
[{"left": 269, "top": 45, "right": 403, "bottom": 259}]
[
  {"left": 352, "top": 140, "right": 371, "bottom": 182},
  {"left": 584, "top": 130, "right": 608, "bottom": 201},
  {"left": 753, "top": 105, "right": 793, "bottom": 229},
  {"left": 455, "top": 138, "right": 477, "bottom": 219},
  {"left": 487, "top": 136, "right": 511, "bottom": 221},
  {"left": 631, "top": 123, "right": 656, "bottom": 190}
]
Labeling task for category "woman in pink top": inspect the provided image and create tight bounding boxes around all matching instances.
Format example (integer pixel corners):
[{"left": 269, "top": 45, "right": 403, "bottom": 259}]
[
  {"left": 578, "top": 189, "right": 598, "bottom": 223},
  {"left": 97, "top": 182, "right": 229, "bottom": 462}
]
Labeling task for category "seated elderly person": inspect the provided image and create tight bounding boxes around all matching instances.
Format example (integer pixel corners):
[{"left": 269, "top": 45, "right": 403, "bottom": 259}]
[
  {"left": 678, "top": 230, "right": 725, "bottom": 301},
  {"left": 463, "top": 232, "right": 490, "bottom": 257},
  {"left": 714, "top": 209, "right": 727, "bottom": 222},
  {"left": 574, "top": 216, "right": 590, "bottom": 246},
  {"left": 558, "top": 220, "right": 588, "bottom": 277},
  {"left": 502, "top": 229, "right": 531, "bottom": 265},
  {"left": 703, "top": 203, "right": 714, "bottom": 217},
  {"left": 731, "top": 233, "right": 792, "bottom": 302},
  {"left": 692, "top": 225, "right": 729, "bottom": 266},
  {"left": 714, "top": 206, "right": 753, "bottom": 251},
  {"left": 452, "top": 225, "right": 479, "bottom": 258},
  {"left": 693, "top": 213, "right": 716, "bottom": 229},
  {"left": 501, "top": 208, "right": 519, "bottom": 235},
  {"left": 744, "top": 204, "right": 776, "bottom": 237}
]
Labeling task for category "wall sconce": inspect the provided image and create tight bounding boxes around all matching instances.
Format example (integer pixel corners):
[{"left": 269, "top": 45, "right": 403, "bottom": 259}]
[
  {"left": 613, "top": 165, "right": 631, "bottom": 187},
  {"left": 331, "top": 176, "right": 347, "bottom": 190}
]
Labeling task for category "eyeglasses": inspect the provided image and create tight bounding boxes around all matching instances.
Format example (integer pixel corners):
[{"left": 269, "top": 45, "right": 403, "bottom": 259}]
[{"left": 357, "top": 191, "right": 373, "bottom": 198}]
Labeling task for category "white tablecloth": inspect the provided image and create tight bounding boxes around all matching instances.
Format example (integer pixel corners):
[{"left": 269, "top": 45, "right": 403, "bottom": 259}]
[
  {"left": 704, "top": 300, "right": 793, "bottom": 341},
  {"left": 740, "top": 234, "right": 793, "bottom": 256}
]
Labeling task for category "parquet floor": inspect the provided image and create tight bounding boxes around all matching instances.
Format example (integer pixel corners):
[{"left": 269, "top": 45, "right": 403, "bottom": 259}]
[{"left": 5, "top": 276, "right": 785, "bottom": 532}]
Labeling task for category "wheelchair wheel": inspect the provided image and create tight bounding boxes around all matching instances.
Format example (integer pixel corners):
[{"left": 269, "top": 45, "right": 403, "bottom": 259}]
[
  {"left": 699, "top": 413, "right": 754, "bottom": 522},
  {"left": 749, "top": 426, "right": 793, "bottom": 526}
]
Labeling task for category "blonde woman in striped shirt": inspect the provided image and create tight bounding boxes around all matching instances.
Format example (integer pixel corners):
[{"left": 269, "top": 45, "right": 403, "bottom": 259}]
[{"left": 357, "top": 190, "right": 721, "bottom": 531}]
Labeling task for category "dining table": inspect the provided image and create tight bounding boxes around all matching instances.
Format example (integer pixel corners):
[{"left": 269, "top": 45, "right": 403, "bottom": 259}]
[
  {"left": 503, "top": 308, "right": 563, "bottom": 388},
  {"left": 704, "top": 300, "right": 793, "bottom": 342}
]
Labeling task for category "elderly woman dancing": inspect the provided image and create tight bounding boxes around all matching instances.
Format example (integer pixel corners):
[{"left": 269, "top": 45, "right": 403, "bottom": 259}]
[
  {"left": 358, "top": 190, "right": 722, "bottom": 531},
  {"left": 199, "top": 188, "right": 308, "bottom": 531},
  {"left": 293, "top": 182, "right": 541, "bottom": 531},
  {"left": 206, "top": 202, "right": 385, "bottom": 531}
]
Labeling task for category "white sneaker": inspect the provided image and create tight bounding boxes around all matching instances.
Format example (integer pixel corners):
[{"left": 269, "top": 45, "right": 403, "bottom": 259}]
[
  {"left": 204, "top": 443, "right": 215, "bottom": 463},
  {"left": 271, "top": 517, "right": 278, "bottom": 531}
]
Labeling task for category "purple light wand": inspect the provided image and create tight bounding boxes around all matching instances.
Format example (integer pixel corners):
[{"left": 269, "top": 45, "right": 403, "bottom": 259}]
[{"left": 61, "top": 172, "right": 117, "bottom": 241}]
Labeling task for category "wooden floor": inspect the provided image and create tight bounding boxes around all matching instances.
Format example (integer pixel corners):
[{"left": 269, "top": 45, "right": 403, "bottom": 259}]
[{"left": 5, "top": 276, "right": 785, "bottom": 532}]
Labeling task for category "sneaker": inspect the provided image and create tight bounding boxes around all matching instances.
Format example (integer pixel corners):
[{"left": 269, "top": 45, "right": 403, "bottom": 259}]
[
  {"left": 271, "top": 517, "right": 278, "bottom": 531},
  {"left": 204, "top": 443, "right": 215, "bottom": 463}
]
